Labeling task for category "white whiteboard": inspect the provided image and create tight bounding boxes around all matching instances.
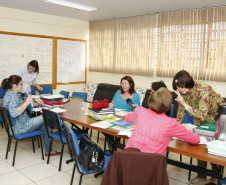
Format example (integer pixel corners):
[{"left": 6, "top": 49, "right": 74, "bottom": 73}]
[
  {"left": 0, "top": 33, "right": 53, "bottom": 84},
  {"left": 57, "top": 39, "right": 86, "bottom": 83}
]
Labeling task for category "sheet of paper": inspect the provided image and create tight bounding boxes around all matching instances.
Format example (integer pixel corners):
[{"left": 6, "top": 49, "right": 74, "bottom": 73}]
[
  {"left": 118, "top": 129, "right": 133, "bottom": 137},
  {"left": 199, "top": 136, "right": 213, "bottom": 145},
  {"left": 114, "top": 109, "right": 131, "bottom": 116},
  {"left": 41, "top": 94, "right": 64, "bottom": 99},
  {"left": 33, "top": 108, "right": 42, "bottom": 112},
  {"left": 90, "top": 120, "right": 112, "bottom": 129},
  {"left": 51, "top": 108, "right": 67, "bottom": 113},
  {"left": 31, "top": 95, "right": 40, "bottom": 99}
]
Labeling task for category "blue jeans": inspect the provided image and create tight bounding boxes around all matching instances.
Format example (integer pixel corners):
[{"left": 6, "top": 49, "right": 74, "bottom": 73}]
[{"left": 26, "top": 115, "right": 50, "bottom": 152}]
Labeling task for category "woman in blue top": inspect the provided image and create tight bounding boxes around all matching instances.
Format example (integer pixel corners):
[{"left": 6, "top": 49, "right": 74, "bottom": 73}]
[
  {"left": 1, "top": 75, "right": 60, "bottom": 156},
  {"left": 109, "top": 76, "right": 140, "bottom": 111}
]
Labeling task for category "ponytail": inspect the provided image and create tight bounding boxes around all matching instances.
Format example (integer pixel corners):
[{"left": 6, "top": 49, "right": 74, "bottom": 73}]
[
  {"left": 1, "top": 75, "right": 22, "bottom": 90},
  {"left": 1, "top": 78, "right": 9, "bottom": 89}
]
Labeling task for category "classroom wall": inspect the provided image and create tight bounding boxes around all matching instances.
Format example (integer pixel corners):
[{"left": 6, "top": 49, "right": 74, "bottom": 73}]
[
  {"left": 1, "top": 6, "right": 226, "bottom": 97},
  {"left": 0, "top": 6, "right": 89, "bottom": 95}
]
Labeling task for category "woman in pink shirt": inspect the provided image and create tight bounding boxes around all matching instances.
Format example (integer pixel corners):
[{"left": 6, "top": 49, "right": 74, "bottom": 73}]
[{"left": 125, "top": 87, "right": 200, "bottom": 155}]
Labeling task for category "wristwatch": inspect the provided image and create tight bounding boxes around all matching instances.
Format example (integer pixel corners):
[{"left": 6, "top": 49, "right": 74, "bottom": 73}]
[{"left": 184, "top": 104, "right": 189, "bottom": 110}]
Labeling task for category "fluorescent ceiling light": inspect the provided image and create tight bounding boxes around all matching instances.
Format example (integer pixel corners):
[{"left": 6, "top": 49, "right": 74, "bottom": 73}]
[{"left": 42, "top": 0, "right": 97, "bottom": 11}]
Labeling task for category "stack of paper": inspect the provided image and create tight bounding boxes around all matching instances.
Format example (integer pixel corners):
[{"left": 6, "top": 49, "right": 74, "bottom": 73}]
[
  {"left": 41, "top": 94, "right": 64, "bottom": 106},
  {"left": 194, "top": 123, "right": 215, "bottom": 137},
  {"left": 88, "top": 108, "right": 115, "bottom": 120},
  {"left": 110, "top": 120, "right": 135, "bottom": 131}
]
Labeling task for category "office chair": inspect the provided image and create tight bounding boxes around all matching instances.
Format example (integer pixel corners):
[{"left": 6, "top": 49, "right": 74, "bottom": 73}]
[
  {"left": 101, "top": 147, "right": 169, "bottom": 185},
  {"left": 71, "top": 92, "right": 87, "bottom": 102},
  {"left": 0, "top": 106, "right": 44, "bottom": 166},
  {"left": 42, "top": 109, "right": 83, "bottom": 171},
  {"left": 63, "top": 122, "right": 111, "bottom": 185},
  {"left": 31, "top": 86, "right": 36, "bottom": 95},
  {"left": 39, "top": 85, "right": 53, "bottom": 95},
  {"left": 60, "top": 90, "right": 70, "bottom": 98},
  {"left": 0, "top": 87, "right": 6, "bottom": 128}
]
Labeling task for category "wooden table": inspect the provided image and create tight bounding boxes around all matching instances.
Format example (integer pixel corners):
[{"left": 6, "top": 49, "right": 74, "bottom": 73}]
[
  {"left": 60, "top": 100, "right": 225, "bottom": 184},
  {"left": 59, "top": 99, "right": 128, "bottom": 139}
]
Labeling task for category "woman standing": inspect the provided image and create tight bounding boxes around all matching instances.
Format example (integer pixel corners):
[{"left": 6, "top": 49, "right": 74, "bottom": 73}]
[
  {"left": 172, "top": 70, "right": 224, "bottom": 184},
  {"left": 1, "top": 75, "right": 59, "bottom": 156},
  {"left": 109, "top": 76, "right": 140, "bottom": 111},
  {"left": 17, "top": 60, "right": 43, "bottom": 94}
]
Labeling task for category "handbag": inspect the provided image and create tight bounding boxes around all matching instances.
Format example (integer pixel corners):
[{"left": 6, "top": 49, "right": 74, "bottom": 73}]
[
  {"left": 92, "top": 99, "right": 109, "bottom": 109},
  {"left": 78, "top": 133, "right": 105, "bottom": 172}
]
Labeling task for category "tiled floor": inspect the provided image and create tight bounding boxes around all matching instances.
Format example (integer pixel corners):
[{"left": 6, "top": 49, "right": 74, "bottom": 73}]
[{"left": 0, "top": 125, "right": 224, "bottom": 185}]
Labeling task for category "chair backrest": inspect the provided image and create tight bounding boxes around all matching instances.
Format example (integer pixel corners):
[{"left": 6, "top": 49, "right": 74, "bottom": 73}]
[
  {"left": 42, "top": 109, "right": 64, "bottom": 141},
  {"left": 0, "top": 87, "right": 6, "bottom": 99},
  {"left": 60, "top": 90, "right": 69, "bottom": 98},
  {"left": 30, "top": 86, "right": 36, "bottom": 95},
  {"left": 101, "top": 147, "right": 169, "bottom": 185},
  {"left": 25, "top": 92, "right": 33, "bottom": 115},
  {"left": 39, "top": 85, "right": 53, "bottom": 95},
  {"left": 72, "top": 92, "right": 87, "bottom": 102},
  {"left": 93, "top": 83, "right": 120, "bottom": 103},
  {"left": 63, "top": 123, "right": 80, "bottom": 158},
  {"left": 0, "top": 106, "right": 16, "bottom": 137},
  {"left": 183, "top": 110, "right": 194, "bottom": 124}
]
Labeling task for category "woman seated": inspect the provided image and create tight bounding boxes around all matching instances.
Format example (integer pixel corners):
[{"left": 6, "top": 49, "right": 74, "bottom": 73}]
[
  {"left": 125, "top": 87, "right": 200, "bottom": 154},
  {"left": 109, "top": 76, "right": 140, "bottom": 111},
  {"left": 1, "top": 75, "right": 60, "bottom": 156}
]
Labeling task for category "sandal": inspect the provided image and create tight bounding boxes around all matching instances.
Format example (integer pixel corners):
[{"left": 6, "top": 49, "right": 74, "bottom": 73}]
[{"left": 45, "top": 151, "right": 61, "bottom": 157}]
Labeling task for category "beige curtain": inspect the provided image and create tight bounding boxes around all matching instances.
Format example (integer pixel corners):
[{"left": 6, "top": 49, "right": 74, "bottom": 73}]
[
  {"left": 89, "top": 6, "right": 226, "bottom": 81},
  {"left": 89, "top": 19, "right": 116, "bottom": 73},
  {"left": 114, "top": 14, "right": 157, "bottom": 76},
  {"left": 157, "top": 6, "right": 226, "bottom": 81}
]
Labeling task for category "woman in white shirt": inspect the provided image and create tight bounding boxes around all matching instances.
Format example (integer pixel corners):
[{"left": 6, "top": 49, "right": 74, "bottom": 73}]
[{"left": 17, "top": 60, "right": 43, "bottom": 94}]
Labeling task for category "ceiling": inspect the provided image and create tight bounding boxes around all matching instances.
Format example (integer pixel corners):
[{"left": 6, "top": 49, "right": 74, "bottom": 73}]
[{"left": 0, "top": 0, "right": 225, "bottom": 21}]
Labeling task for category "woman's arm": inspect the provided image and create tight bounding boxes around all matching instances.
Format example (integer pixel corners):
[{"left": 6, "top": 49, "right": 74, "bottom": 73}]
[
  {"left": 17, "top": 95, "right": 33, "bottom": 115},
  {"left": 34, "top": 83, "right": 43, "bottom": 91},
  {"left": 167, "top": 119, "right": 200, "bottom": 145}
]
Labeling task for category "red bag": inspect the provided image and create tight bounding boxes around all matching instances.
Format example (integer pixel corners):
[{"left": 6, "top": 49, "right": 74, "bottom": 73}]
[{"left": 92, "top": 99, "right": 109, "bottom": 109}]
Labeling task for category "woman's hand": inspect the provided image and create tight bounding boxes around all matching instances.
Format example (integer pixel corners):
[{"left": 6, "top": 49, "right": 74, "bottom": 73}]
[
  {"left": 25, "top": 95, "right": 33, "bottom": 104},
  {"left": 175, "top": 90, "right": 191, "bottom": 111},
  {"left": 34, "top": 98, "right": 44, "bottom": 106},
  {"left": 175, "top": 90, "right": 186, "bottom": 107},
  {"left": 134, "top": 104, "right": 139, "bottom": 111},
  {"left": 109, "top": 102, "right": 114, "bottom": 108},
  {"left": 37, "top": 86, "right": 43, "bottom": 91}
]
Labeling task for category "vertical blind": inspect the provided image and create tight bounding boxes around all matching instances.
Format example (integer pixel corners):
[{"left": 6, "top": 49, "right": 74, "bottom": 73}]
[{"left": 89, "top": 6, "right": 226, "bottom": 81}]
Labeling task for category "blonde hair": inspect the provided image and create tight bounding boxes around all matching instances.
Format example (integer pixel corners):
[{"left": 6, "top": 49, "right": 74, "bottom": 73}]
[{"left": 148, "top": 87, "right": 172, "bottom": 114}]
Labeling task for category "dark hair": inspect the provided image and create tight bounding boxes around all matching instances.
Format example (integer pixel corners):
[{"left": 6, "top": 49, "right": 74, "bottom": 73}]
[
  {"left": 148, "top": 87, "right": 172, "bottom": 114},
  {"left": 120, "top": 76, "right": 135, "bottom": 95},
  {"left": 172, "top": 70, "right": 194, "bottom": 90},
  {"left": 1, "top": 75, "right": 22, "bottom": 90},
  {"left": 28, "top": 60, "right": 39, "bottom": 73},
  {"left": 151, "top": 81, "right": 167, "bottom": 91}
]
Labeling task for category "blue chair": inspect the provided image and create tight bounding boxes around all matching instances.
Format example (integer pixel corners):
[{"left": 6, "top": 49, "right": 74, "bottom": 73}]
[
  {"left": 169, "top": 104, "right": 174, "bottom": 118},
  {"left": 0, "top": 106, "right": 44, "bottom": 166},
  {"left": 63, "top": 123, "right": 111, "bottom": 185},
  {"left": 60, "top": 90, "right": 69, "bottom": 98},
  {"left": 72, "top": 92, "right": 87, "bottom": 102},
  {"left": 183, "top": 111, "right": 194, "bottom": 124},
  {"left": 39, "top": 85, "right": 53, "bottom": 95},
  {"left": 31, "top": 86, "right": 36, "bottom": 95},
  {"left": 42, "top": 109, "right": 83, "bottom": 171},
  {"left": 0, "top": 87, "right": 6, "bottom": 98},
  {"left": 25, "top": 92, "right": 33, "bottom": 115}
]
